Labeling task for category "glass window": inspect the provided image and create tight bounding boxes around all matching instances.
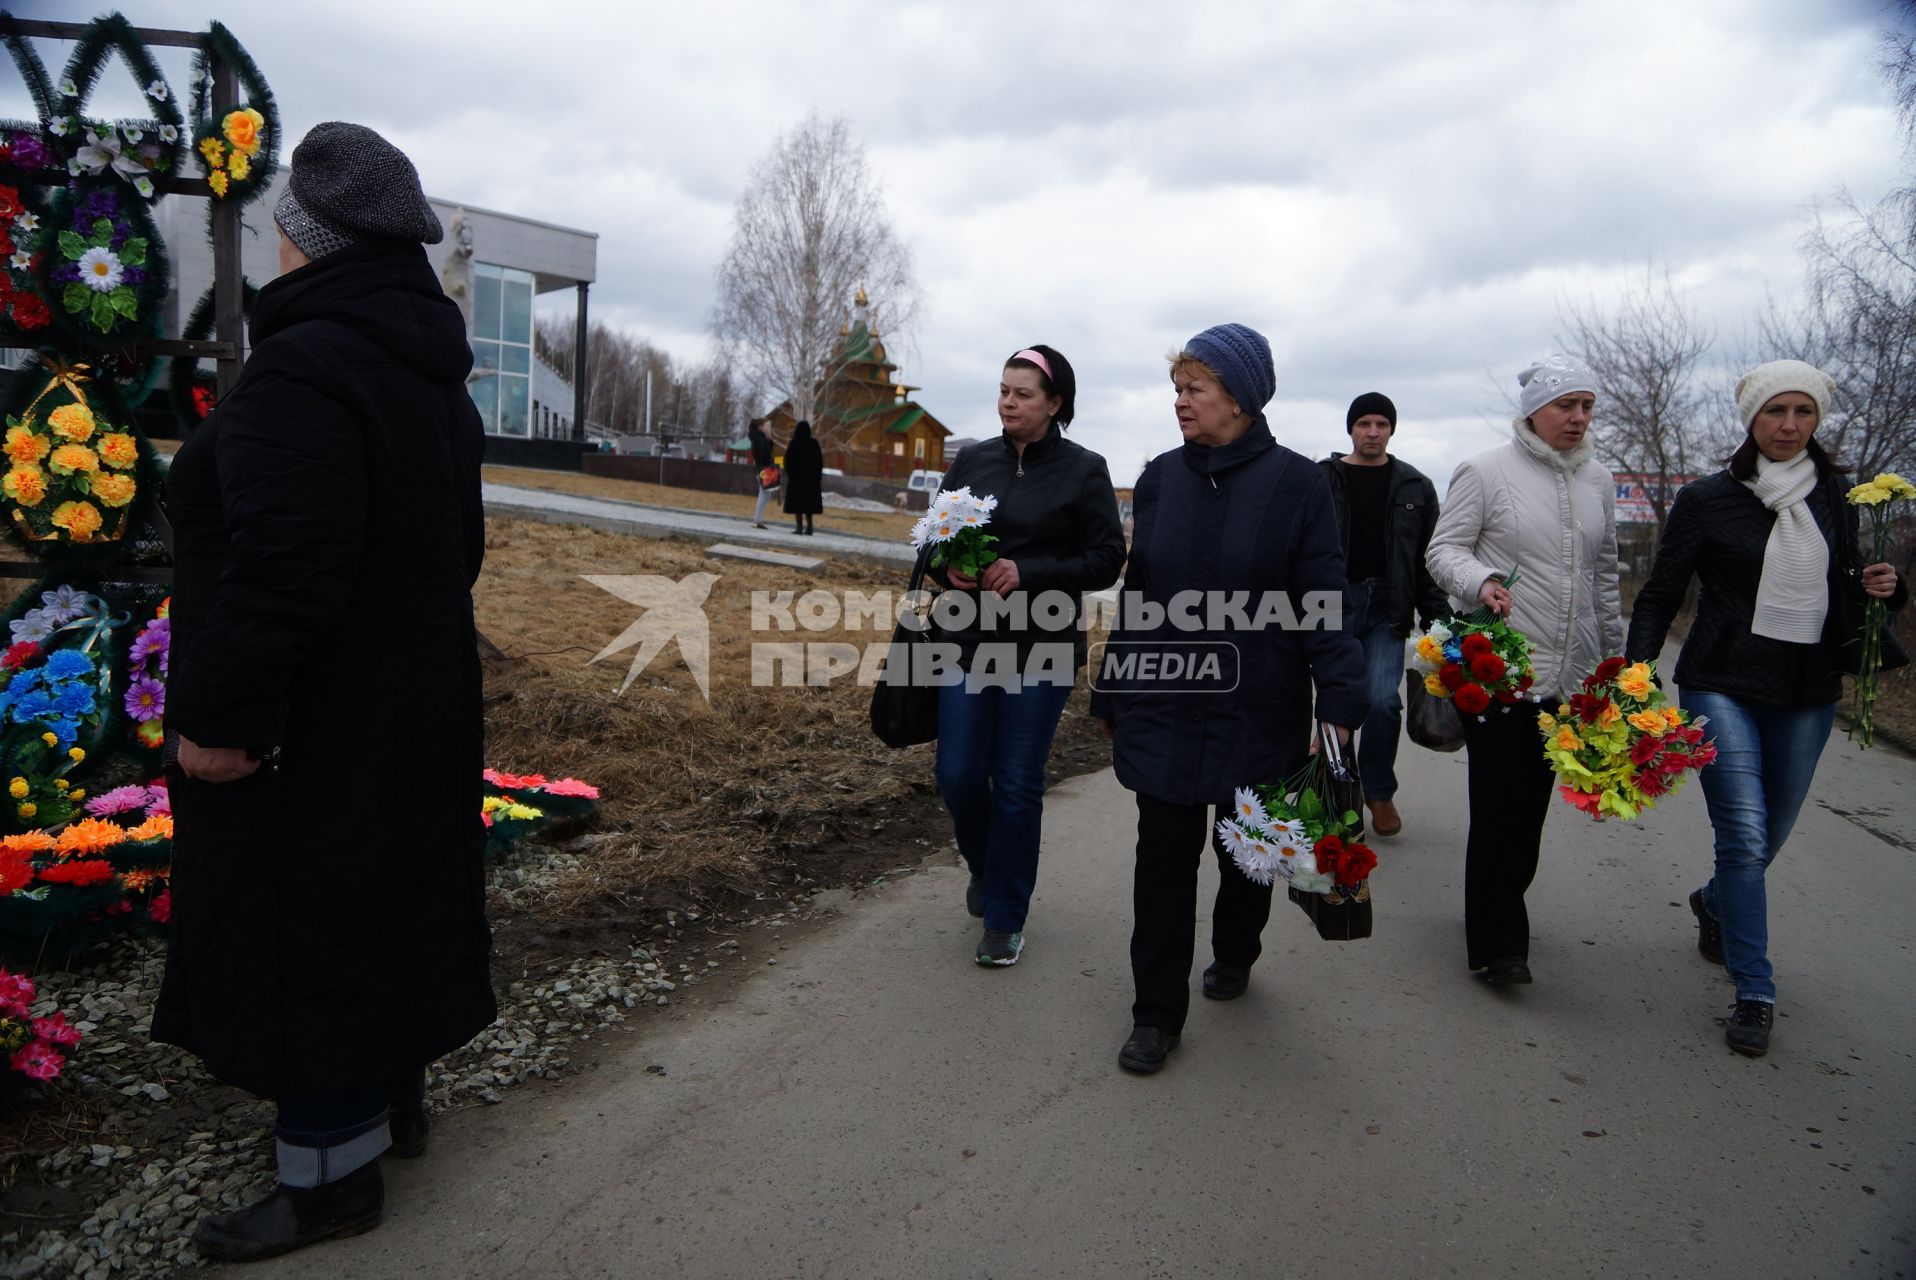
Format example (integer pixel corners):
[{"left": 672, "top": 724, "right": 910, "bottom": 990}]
[
  {"left": 499, "top": 374, "right": 530, "bottom": 439},
  {"left": 467, "top": 263, "right": 537, "bottom": 436},
  {"left": 471, "top": 340, "right": 500, "bottom": 374},
  {"left": 502, "top": 273, "right": 532, "bottom": 345},
  {"left": 469, "top": 373, "right": 498, "bottom": 433},
  {"left": 473, "top": 265, "right": 501, "bottom": 341},
  {"left": 914, "top": 437, "right": 926, "bottom": 459},
  {"left": 501, "top": 343, "right": 530, "bottom": 375}
]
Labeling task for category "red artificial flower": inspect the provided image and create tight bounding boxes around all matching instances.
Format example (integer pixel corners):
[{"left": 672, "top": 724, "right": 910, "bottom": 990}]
[
  {"left": 12, "top": 293, "right": 49, "bottom": 329},
  {"left": 0, "top": 225, "right": 12, "bottom": 258},
  {"left": 1634, "top": 769, "right": 1670, "bottom": 798},
  {"left": 0, "top": 183, "right": 20, "bottom": 220},
  {"left": 1679, "top": 725, "right": 1705, "bottom": 745},
  {"left": 35, "top": 859, "right": 114, "bottom": 887},
  {"left": 1460, "top": 632, "right": 1493, "bottom": 658},
  {"left": 1516, "top": 673, "right": 1534, "bottom": 691},
  {"left": 1569, "top": 692, "right": 1609, "bottom": 723},
  {"left": 31, "top": 1011, "right": 81, "bottom": 1048},
  {"left": 189, "top": 382, "right": 217, "bottom": 418},
  {"left": 1, "top": 640, "right": 40, "bottom": 670},
  {"left": 1342, "top": 841, "right": 1378, "bottom": 882},
  {"left": 1494, "top": 688, "right": 1519, "bottom": 704},
  {"left": 10, "top": 1039, "right": 64, "bottom": 1081},
  {"left": 1468, "top": 652, "right": 1507, "bottom": 683},
  {"left": 1559, "top": 785, "right": 1604, "bottom": 817},
  {"left": 0, "top": 849, "right": 29, "bottom": 896},
  {"left": 1630, "top": 735, "right": 1663, "bottom": 766},
  {"left": 1438, "top": 662, "right": 1469, "bottom": 692},
  {"left": 1454, "top": 683, "right": 1491, "bottom": 715},
  {"left": 1592, "top": 656, "right": 1626, "bottom": 685},
  {"left": 1315, "top": 833, "right": 1345, "bottom": 857},
  {"left": 148, "top": 888, "right": 171, "bottom": 925},
  {"left": 0, "top": 969, "right": 31, "bottom": 1017}
]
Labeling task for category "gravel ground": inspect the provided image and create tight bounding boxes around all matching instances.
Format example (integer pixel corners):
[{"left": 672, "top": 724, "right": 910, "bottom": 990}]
[{"left": 0, "top": 831, "right": 834, "bottom": 1279}]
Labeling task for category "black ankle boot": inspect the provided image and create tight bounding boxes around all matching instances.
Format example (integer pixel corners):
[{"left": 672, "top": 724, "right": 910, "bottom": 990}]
[
  {"left": 388, "top": 1067, "right": 429, "bottom": 1159},
  {"left": 1726, "top": 1000, "right": 1774, "bottom": 1056},
  {"left": 192, "top": 1160, "right": 383, "bottom": 1262},
  {"left": 1689, "top": 889, "right": 1724, "bottom": 965}
]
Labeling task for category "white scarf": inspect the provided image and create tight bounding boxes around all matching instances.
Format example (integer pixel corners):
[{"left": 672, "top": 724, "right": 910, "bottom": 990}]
[{"left": 1742, "top": 451, "right": 1828, "bottom": 643}]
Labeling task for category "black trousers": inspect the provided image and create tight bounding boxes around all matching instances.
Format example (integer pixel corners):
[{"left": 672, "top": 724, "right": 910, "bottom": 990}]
[
  {"left": 1131, "top": 792, "right": 1275, "bottom": 1034},
  {"left": 1460, "top": 700, "right": 1557, "bottom": 968}
]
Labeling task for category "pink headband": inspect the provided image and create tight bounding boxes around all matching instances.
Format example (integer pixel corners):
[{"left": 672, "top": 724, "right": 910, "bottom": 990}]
[{"left": 1011, "top": 348, "right": 1054, "bottom": 381}]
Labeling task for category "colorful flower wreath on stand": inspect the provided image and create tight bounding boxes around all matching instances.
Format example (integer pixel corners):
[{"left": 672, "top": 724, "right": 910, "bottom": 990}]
[
  {"left": 0, "top": 357, "right": 150, "bottom": 553},
  {"left": 42, "top": 13, "right": 185, "bottom": 203},
  {"left": 0, "top": 15, "right": 66, "bottom": 190},
  {"left": 0, "top": 789, "right": 174, "bottom": 959},
  {"left": 187, "top": 22, "right": 279, "bottom": 207},
  {"left": 482, "top": 769, "right": 601, "bottom": 856},
  {"left": 38, "top": 182, "right": 167, "bottom": 344}
]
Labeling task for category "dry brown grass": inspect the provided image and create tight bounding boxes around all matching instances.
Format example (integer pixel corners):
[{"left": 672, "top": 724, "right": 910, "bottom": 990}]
[
  {"left": 476, "top": 517, "right": 945, "bottom": 913},
  {"left": 483, "top": 464, "right": 924, "bottom": 543}
]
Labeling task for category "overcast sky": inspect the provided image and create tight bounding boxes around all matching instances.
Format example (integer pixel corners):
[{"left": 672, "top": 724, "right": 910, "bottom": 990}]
[{"left": 6, "top": 0, "right": 1907, "bottom": 484}]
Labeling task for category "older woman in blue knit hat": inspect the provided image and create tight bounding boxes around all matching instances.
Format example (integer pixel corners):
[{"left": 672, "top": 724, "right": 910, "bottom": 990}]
[{"left": 1091, "top": 323, "right": 1368, "bottom": 1074}]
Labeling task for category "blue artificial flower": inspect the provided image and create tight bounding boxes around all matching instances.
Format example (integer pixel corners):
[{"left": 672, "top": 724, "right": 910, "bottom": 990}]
[
  {"left": 1442, "top": 640, "right": 1463, "bottom": 662},
  {"left": 11, "top": 689, "right": 54, "bottom": 723},
  {"left": 5, "top": 668, "right": 42, "bottom": 697},
  {"left": 43, "top": 716, "right": 77, "bottom": 752},
  {"left": 42, "top": 648, "right": 95, "bottom": 682},
  {"left": 52, "top": 682, "right": 96, "bottom": 717}
]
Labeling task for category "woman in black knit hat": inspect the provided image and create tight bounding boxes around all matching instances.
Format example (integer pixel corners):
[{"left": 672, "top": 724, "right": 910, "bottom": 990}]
[{"left": 155, "top": 122, "right": 496, "bottom": 1261}]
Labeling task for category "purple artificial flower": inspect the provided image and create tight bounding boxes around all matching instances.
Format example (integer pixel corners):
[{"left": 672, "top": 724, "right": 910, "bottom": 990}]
[
  {"left": 129, "top": 617, "right": 168, "bottom": 671},
  {"left": 51, "top": 264, "right": 79, "bottom": 283},
  {"left": 120, "top": 266, "right": 144, "bottom": 285},
  {"left": 12, "top": 134, "right": 49, "bottom": 169},
  {"left": 122, "top": 674, "right": 164, "bottom": 722},
  {"left": 85, "top": 784, "right": 152, "bottom": 818}
]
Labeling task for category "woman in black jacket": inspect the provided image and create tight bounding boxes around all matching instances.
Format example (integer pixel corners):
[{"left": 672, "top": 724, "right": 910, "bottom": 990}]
[
  {"left": 1626, "top": 360, "right": 1906, "bottom": 1058},
  {"left": 931, "top": 345, "right": 1125, "bottom": 967},
  {"left": 1090, "top": 324, "right": 1368, "bottom": 1074},
  {"left": 154, "top": 124, "right": 495, "bottom": 1260},
  {"left": 782, "top": 420, "right": 824, "bottom": 535}
]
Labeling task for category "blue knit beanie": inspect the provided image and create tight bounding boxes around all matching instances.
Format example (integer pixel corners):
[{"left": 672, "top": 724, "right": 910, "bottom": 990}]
[{"left": 1184, "top": 323, "right": 1275, "bottom": 422}]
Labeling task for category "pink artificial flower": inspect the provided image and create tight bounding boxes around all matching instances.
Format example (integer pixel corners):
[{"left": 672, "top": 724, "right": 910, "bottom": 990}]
[
  {"left": 538, "top": 778, "right": 600, "bottom": 799},
  {"left": 10, "top": 1039, "right": 65, "bottom": 1081},
  {"left": 144, "top": 781, "right": 170, "bottom": 816},
  {"left": 483, "top": 769, "right": 549, "bottom": 790},
  {"left": 147, "top": 888, "right": 170, "bottom": 925},
  {"left": 31, "top": 1010, "right": 81, "bottom": 1047},
  {"left": 1558, "top": 785, "right": 1604, "bottom": 818},
  {"left": 0, "top": 969, "right": 33, "bottom": 1018},
  {"left": 85, "top": 784, "right": 152, "bottom": 818}
]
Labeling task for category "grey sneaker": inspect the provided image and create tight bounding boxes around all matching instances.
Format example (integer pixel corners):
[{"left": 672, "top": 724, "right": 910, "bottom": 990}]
[
  {"left": 975, "top": 928, "right": 1024, "bottom": 966},
  {"left": 965, "top": 874, "right": 984, "bottom": 918}
]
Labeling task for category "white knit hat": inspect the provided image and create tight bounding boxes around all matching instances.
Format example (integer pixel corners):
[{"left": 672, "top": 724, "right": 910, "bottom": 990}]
[
  {"left": 1517, "top": 355, "right": 1599, "bottom": 419},
  {"left": 1735, "top": 359, "right": 1835, "bottom": 430}
]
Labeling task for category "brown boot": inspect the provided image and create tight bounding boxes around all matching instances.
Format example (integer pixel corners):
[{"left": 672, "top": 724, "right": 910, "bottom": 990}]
[{"left": 1366, "top": 799, "right": 1402, "bottom": 836}]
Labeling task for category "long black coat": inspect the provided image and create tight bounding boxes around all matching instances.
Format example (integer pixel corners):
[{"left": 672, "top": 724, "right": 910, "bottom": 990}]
[
  {"left": 782, "top": 428, "right": 823, "bottom": 515},
  {"left": 1090, "top": 424, "right": 1369, "bottom": 804},
  {"left": 1625, "top": 467, "right": 1908, "bottom": 709},
  {"left": 153, "top": 241, "right": 496, "bottom": 1099}
]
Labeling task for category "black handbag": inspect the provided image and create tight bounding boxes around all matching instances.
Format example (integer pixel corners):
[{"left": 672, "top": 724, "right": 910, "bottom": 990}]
[
  {"left": 869, "top": 547, "right": 940, "bottom": 747},
  {"left": 1404, "top": 666, "right": 1465, "bottom": 752},
  {"left": 1286, "top": 725, "right": 1374, "bottom": 942},
  {"left": 1831, "top": 482, "right": 1911, "bottom": 676}
]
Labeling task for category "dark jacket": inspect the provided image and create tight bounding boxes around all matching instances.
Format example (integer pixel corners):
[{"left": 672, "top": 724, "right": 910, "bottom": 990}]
[
  {"left": 154, "top": 240, "right": 496, "bottom": 1098},
  {"left": 782, "top": 426, "right": 823, "bottom": 515},
  {"left": 749, "top": 425, "right": 774, "bottom": 468},
  {"left": 929, "top": 425, "right": 1125, "bottom": 667},
  {"left": 1625, "top": 467, "right": 1909, "bottom": 709},
  {"left": 1318, "top": 453, "right": 1448, "bottom": 636},
  {"left": 1091, "top": 424, "right": 1369, "bottom": 804}
]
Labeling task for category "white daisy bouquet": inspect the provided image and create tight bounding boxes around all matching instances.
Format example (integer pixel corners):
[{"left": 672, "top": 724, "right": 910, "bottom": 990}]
[
  {"left": 1215, "top": 759, "right": 1378, "bottom": 896},
  {"left": 909, "top": 486, "right": 999, "bottom": 579}
]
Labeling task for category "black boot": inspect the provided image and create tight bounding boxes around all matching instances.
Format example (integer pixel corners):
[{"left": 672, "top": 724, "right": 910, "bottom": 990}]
[
  {"left": 1689, "top": 889, "right": 1724, "bottom": 965},
  {"left": 387, "top": 1066, "right": 429, "bottom": 1159},
  {"left": 1726, "top": 1000, "right": 1774, "bottom": 1056},
  {"left": 192, "top": 1160, "right": 383, "bottom": 1263}
]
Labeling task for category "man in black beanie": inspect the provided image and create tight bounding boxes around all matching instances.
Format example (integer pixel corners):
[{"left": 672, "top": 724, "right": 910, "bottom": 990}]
[
  {"left": 1319, "top": 393, "right": 1447, "bottom": 836},
  {"left": 155, "top": 122, "right": 494, "bottom": 1261}
]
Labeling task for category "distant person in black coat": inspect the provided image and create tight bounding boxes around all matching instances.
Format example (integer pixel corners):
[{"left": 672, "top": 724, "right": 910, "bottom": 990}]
[
  {"left": 748, "top": 416, "right": 776, "bottom": 529},
  {"left": 782, "top": 420, "right": 824, "bottom": 535},
  {"left": 153, "top": 122, "right": 496, "bottom": 1262},
  {"left": 1626, "top": 359, "right": 1907, "bottom": 1058},
  {"left": 1091, "top": 323, "right": 1368, "bottom": 1075}
]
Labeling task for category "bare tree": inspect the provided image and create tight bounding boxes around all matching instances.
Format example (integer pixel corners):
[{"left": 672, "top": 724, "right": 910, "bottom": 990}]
[
  {"left": 711, "top": 113, "right": 919, "bottom": 450},
  {"left": 1558, "top": 265, "right": 1723, "bottom": 538}
]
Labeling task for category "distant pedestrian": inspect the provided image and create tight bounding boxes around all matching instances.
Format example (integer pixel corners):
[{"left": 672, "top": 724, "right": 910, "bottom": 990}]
[
  {"left": 783, "top": 419, "right": 823, "bottom": 535},
  {"left": 1625, "top": 360, "right": 1908, "bottom": 1056},
  {"left": 931, "top": 345, "right": 1124, "bottom": 966},
  {"left": 1092, "top": 324, "right": 1367, "bottom": 1074},
  {"left": 1425, "top": 355, "right": 1624, "bottom": 988},
  {"left": 1318, "top": 392, "right": 1447, "bottom": 836},
  {"left": 153, "top": 121, "right": 495, "bottom": 1262},
  {"left": 748, "top": 416, "right": 776, "bottom": 528}
]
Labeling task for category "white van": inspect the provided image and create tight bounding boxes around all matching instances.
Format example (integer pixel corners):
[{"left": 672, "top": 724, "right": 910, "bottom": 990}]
[{"left": 906, "top": 469, "right": 944, "bottom": 496}]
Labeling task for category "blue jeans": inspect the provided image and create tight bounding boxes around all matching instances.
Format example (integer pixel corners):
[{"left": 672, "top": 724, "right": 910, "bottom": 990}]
[
  {"left": 1681, "top": 689, "right": 1835, "bottom": 1004},
  {"left": 934, "top": 675, "right": 1073, "bottom": 933},
  {"left": 1347, "top": 583, "right": 1405, "bottom": 802}
]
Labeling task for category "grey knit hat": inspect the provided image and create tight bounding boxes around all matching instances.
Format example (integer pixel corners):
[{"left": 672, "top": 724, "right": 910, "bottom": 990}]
[
  {"left": 1184, "top": 323, "right": 1275, "bottom": 423},
  {"left": 272, "top": 121, "right": 442, "bottom": 261}
]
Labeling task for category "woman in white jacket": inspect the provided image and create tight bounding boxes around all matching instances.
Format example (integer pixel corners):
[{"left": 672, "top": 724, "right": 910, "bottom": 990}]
[{"left": 1425, "top": 355, "right": 1625, "bottom": 985}]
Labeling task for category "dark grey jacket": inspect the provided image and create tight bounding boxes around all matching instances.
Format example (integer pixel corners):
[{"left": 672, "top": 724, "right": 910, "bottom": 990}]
[
  {"left": 1092, "top": 424, "right": 1369, "bottom": 804},
  {"left": 1318, "top": 454, "right": 1448, "bottom": 636}
]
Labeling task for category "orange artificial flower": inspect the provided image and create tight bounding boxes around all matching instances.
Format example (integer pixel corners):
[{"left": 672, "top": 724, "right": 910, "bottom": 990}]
[
  {"left": 1627, "top": 710, "right": 1667, "bottom": 734},
  {"left": 126, "top": 813, "right": 173, "bottom": 842},
  {"left": 4, "top": 465, "right": 48, "bottom": 507},
  {"left": 1616, "top": 662, "right": 1654, "bottom": 700},
  {"left": 56, "top": 817, "right": 131, "bottom": 858},
  {"left": 222, "top": 108, "right": 264, "bottom": 155},
  {"left": 96, "top": 433, "right": 138, "bottom": 469},
  {"left": 50, "top": 500, "right": 103, "bottom": 539},
  {"left": 47, "top": 443, "right": 98, "bottom": 475},
  {"left": 0, "top": 831, "right": 56, "bottom": 854},
  {"left": 89, "top": 472, "right": 136, "bottom": 508},
  {"left": 4, "top": 424, "right": 48, "bottom": 465},
  {"left": 46, "top": 403, "right": 95, "bottom": 442}
]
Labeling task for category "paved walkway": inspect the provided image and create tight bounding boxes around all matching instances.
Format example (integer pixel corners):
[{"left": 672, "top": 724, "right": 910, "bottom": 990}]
[
  {"left": 483, "top": 482, "right": 915, "bottom": 563},
  {"left": 260, "top": 721, "right": 1916, "bottom": 1278}
]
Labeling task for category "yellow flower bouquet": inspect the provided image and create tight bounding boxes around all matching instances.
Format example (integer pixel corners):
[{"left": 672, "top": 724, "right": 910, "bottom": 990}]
[{"left": 1843, "top": 473, "right": 1916, "bottom": 748}]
